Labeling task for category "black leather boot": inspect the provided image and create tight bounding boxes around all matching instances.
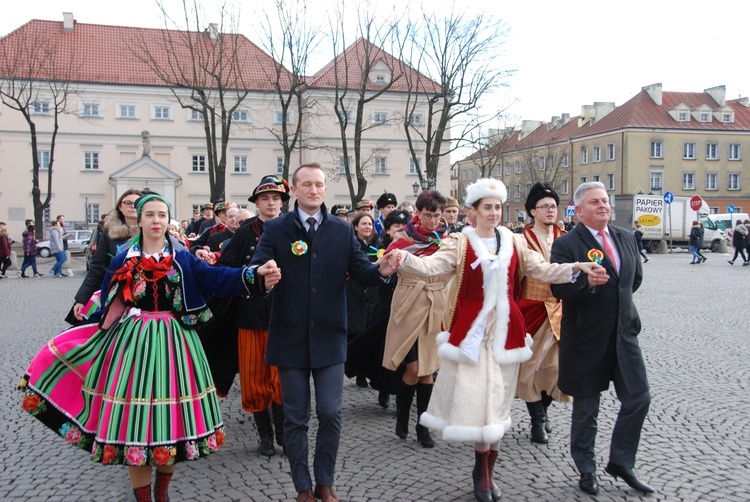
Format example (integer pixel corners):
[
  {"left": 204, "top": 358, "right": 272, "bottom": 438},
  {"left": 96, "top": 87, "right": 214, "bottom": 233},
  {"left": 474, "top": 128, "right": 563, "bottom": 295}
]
[
  {"left": 395, "top": 381, "right": 416, "bottom": 439},
  {"left": 253, "top": 409, "right": 277, "bottom": 456},
  {"left": 526, "top": 400, "right": 548, "bottom": 444},
  {"left": 541, "top": 392, "right": 553, "bottom": 434},
  {"left": 415, "top": 383, "right": 435, "bottom": 448},
  {"left": 271, "top": 402, "right": 286, "bottom": 452},
  {"left": 472, "top": 450, "right": 493, "bottom": 502}
]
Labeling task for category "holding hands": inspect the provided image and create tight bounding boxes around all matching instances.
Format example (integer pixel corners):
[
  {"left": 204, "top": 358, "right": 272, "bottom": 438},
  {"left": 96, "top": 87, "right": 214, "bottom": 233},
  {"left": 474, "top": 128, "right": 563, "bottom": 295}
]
[
  {"left": 195, "top": 247, "right": 217, "bottom": 265},
  {"left": 574, "top": 262, "right": 610, "bottom": 286},
  {"left": 379, "top": 250, "right": 406, "bottom": 277},
  {"left": 257, "top": 260, "right": 282, "bottom": 290}
]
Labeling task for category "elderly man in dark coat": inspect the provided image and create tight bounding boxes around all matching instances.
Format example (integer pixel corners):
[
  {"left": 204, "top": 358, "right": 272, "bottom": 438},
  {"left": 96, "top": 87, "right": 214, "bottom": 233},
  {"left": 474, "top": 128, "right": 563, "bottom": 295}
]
[
  {"left": 550, "top": 182, "right": 653, "bottom": 496},
  {"left": 252, "top": 163, "right": 400, "bottom": 502}
]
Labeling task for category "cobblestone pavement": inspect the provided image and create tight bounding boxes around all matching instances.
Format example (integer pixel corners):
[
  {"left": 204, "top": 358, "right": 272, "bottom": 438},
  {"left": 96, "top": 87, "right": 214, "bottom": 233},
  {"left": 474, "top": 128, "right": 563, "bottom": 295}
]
[{"left": 1, "top": 251, "right": 748, "bottom": 501}]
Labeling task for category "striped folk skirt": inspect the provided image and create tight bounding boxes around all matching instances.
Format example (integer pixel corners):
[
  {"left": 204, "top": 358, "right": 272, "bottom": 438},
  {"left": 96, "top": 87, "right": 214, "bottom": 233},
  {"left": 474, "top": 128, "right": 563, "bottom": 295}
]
[{"left": 20, "top": 310, "right": 225, "bottom": 466}]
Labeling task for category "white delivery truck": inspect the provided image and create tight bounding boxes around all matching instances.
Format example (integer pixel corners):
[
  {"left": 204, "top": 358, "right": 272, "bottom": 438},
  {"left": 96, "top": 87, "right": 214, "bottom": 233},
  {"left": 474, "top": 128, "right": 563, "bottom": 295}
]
[
  {"left": 630, "top": 195, "right": 724, "bottom": 253},
  {"left": 707, "top": 213, "right": 750, "bottom": 243}
]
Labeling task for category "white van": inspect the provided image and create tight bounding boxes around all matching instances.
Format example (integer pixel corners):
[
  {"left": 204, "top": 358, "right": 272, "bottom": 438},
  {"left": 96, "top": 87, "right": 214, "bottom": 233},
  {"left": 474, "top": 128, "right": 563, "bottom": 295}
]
[{"left": 708, "top": 213, "right": 749, "bottom": 242}]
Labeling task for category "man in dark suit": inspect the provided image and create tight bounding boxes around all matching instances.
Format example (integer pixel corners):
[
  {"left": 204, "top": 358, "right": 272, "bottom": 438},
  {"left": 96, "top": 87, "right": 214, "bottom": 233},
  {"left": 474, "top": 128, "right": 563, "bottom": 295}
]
[
  {"left": 550, "top": 182, "right": 653, "bottom": 495},
  {"left": 252, "top": 163, "right": 400, "bottom": 502}
]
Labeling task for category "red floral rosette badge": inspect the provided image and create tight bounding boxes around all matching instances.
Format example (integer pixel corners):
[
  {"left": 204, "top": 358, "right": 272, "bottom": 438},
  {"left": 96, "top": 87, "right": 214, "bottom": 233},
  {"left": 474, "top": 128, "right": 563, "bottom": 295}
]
[
  {"left": 587, "top": 248, "right": 604, "bottom": 265},
  {"left": 291, "top": 240, "right": 309, "bottom": 256}
]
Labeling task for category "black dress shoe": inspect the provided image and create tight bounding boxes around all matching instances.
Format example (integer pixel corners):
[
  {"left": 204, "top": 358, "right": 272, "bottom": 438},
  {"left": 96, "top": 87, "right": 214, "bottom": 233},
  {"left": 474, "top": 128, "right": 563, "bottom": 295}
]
[
  {"left": 579, "top": 472, "right": 599, "bottom": 494},
  {"left": 605, "top": 462, "right": 655, "bottom": 493}
]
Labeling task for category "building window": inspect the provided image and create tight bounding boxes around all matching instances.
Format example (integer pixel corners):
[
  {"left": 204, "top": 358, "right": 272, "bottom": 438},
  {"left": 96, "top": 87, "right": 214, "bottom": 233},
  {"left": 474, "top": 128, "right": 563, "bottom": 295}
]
[
  {"left": 722, "top": 113, "right": 732, "bottom": 123},
  {"left": 373, "top": 111, "right": 388, "bottom": 124},
  {"left": 232, "top": 109, "right": 250, "bottom": 123},
  {"left": 593, "top": 146, "right": 602, "bottom": 163},
  {"left": 514, "top": 185, "right": 521, "bottom": 198},
  {"left": 593, "top": 175, "right": 601, "bottom": 183},
  {"left": 728, "top": 173, "right": 741, "bottom": 190},
  {"left": 606, "top": 143, "right": 615, "bottom": 161},
  {"left": 31, "top": 101, "right": 51, "bottom": 115},
  {"left": 275, "top": 110, "right": 294, "bottom": 124},
  {"left": 579, "top": 176, "right": 587, "bottom": 184},
  {"left": 190, "top": 109, "right": 204, "bottom": 121},
  {"left": 683, "top": 142, "right": 696, "bottom": 159},
  {"left": 276, "top": 156, "right": 284, "bottom": 174},
  {"left": 191, "top": 155, "right": 206, "bottom": 173},
  {"left": 650, "top": 141, "right": 663, "bottom": 159},
  {"left": 117, "top": 104, "right": 137, "bottom": 119},
  {"left": 340, "top": 156, "right": 353, "bottom": 174},
  {"left": 410, "top": 113, "right": 423, "bottom": 126},
  {"left": 83, "top": 152, "right": 99, "bottom": 170},
  {"left": 82, "top": 103, "right": 100, "bottom": 117},
  {"left": 409, "top": 158, "right": 420, "bottom": 175},
  {"left": 580, "top": 147, "right": 589, "bottom": 164},
  {"left": 682, "top": 172, "right": 695, "bottom": 190},
  {"left": 677, "top": 111, "right": 688, "bottom": 121},
  {"left": 561, "top": 152, "right": 569, "bottom": 167},
  {"left": 561, "top": 179, "right": 569, "bottom": 194},
  {"left": 650, "top": 171, "right": 663, "bottom": 192},
  {"left": 706, "top": 142, "right": 719, "bottom": 160},
  {"left": 505, "top": 163, "right": 511, "bottom": 175},
  {"left": 537, "top": 156, "right": 545, "bottom": 170},
  {"left": 152, "top": 105, "right": 172, "bottom": 120},
  {"left": 705, "top": 173, "right": 718, "bottom": 190},
  {"left": 515, "top": 160, "right": 521, "bottom": 173},
  {"left": 37, "top": 150, "right": 51, "bottom": 169},
  {"left": 233, "top": 155, "right": 248, "bottom": 173},
  {"left": 729, "top": 143, "right": 742, "bottom": 160},
  {"left": 606, "top": 173, "right": 615, "bottom": 190},
  {"left": 336, "top": 110, "right": 353, "bottom": 123},
  {"left": 86, "top": 203, "right": 100, "bottom": 225},
  {"left": 374, "top": 157, "right": 387, "bottom": 174},
  {"left": 700, "top": 112, "right": 710, "bottom": 122}
]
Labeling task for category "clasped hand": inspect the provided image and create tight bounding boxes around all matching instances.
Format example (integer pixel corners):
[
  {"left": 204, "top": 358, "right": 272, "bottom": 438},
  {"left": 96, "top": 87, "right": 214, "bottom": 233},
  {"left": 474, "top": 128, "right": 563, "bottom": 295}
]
[
  {"left": 379, "top": 250, "right": 406, "bottom": 276},
  {"left": 576, "top": 262, "right": 609, "bottom": 286},
  {"left": 257, "top": 260, "right": 282, "bottom": 290}
]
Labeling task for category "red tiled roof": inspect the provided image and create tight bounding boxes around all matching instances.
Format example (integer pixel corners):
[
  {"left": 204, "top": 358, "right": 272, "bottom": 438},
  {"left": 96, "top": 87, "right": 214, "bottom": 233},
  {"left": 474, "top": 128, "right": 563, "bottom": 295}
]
[
  {"left": 574, "top": 90, "right": 750, "bottom": 138},
  {"left": 0, "top": 20, "right": 291, "bottom": 91},
  {"left": 308, "top": 38, "right": 441, "bottom": 93}
]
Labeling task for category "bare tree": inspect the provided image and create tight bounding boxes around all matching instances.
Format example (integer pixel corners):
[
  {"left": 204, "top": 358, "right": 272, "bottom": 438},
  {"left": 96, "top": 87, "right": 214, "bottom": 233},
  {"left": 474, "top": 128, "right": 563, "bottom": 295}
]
[
  {"left": 257, "top": 0, "right": 321, "bottom": 197},
  {"left": 134, "top": 0, "right": 251, "bottom": 202},
  {"left": 324, "top": 6, "right": 405, "bottom": 206},
  {"left": 0, "top": 27, "right": 76, "bottom": 237},
  {"left": 401, "top": 11, "right": 514, "bottom": 186}
]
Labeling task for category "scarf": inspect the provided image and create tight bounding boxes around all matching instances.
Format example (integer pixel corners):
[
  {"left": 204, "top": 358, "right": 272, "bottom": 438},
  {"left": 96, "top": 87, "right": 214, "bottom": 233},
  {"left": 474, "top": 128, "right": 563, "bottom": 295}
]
[
  {"left": 110, "top": 254, "right": 173, "bottom": 304},
  {"left": 386, "top": 215, "right": 447, "bottom": 257}
]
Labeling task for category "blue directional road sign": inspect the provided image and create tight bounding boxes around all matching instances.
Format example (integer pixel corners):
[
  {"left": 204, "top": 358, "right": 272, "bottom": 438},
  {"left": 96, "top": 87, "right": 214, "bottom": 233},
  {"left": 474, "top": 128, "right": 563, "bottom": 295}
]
[
  {"left": 663, "top": 192, "right": 674, "bottom": 204},
  {"left": 727, "top": 204, "right": 735, "bottom": 213}
]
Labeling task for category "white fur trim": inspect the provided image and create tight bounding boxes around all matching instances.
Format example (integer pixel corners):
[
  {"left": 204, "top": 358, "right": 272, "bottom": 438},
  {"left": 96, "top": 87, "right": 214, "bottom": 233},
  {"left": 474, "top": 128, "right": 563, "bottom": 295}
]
[
  {"left": 464, "top": 178, "right": 508, "bottom": 206},
  {"left": 420, "top": 413, "right": 513, "bottom": 444},
  {"left": 435, "top": 330, "right": 450, "bottom": 345}
]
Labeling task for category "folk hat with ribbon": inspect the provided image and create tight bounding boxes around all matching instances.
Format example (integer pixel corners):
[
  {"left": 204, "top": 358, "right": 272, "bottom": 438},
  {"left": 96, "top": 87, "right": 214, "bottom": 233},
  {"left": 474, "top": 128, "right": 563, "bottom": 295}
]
[
  {"left": 356, "top": 199, "right": 374, "bottom": 210},
  {"left": 249, "top": 175, "right": 290, "bottom": 203}
]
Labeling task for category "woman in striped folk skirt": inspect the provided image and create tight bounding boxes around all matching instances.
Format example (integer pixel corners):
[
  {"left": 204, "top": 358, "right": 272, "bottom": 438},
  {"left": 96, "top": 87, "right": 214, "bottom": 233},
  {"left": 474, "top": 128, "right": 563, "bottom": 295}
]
[{"left": 19, "top": 194, "right": 276, "bottom": 502}]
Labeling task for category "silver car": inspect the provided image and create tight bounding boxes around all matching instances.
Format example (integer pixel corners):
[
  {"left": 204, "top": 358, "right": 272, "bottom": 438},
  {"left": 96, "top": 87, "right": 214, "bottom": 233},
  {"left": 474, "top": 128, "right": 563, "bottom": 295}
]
[{"left": 36, "top": 229, "right": 92, "bottom": 257}]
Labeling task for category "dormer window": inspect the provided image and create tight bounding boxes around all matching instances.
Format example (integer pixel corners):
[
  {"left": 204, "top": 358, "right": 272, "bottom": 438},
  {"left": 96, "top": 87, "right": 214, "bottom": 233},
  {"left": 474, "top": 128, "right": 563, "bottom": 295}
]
[
  {"left": 700, "top": 112, "right": 710, "bottom": 122},
  {"left": 677, "top": 111, "right": 688, "bottom": 122},
  {"left": 375, "top": 75, "right": 385, "bottom": 84},
  {"left": 722, "top": 112, "right": 733, "bottom": 123}
]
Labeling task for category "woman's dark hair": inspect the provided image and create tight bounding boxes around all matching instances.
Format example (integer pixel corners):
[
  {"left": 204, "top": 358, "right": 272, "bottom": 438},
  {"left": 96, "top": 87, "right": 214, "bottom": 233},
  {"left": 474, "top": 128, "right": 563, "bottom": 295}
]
[
  {"left": 415, "top": 190, "right": 447, "bottom": 213},
  {"left": 351, "top": 212, "right": 376, "bottom": 245},
  {"left": 114, "top": 188, "right": 143, "bottom": 223}
]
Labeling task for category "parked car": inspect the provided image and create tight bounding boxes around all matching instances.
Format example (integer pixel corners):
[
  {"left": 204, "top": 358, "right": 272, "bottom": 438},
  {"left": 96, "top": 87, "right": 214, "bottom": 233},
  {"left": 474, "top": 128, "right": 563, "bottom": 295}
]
[
  {"left": 84, "top": 227, "right": 100, "bottom": 270},
  {"left": 37, "top": 229, "right": 92, "bottom": 257}
]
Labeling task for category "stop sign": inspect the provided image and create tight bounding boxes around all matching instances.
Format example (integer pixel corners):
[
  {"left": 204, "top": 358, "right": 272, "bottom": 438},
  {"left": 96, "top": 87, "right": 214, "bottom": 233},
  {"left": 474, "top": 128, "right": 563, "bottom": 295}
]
[{"left": 689, "top": 195, "right": 703, "bottom": 211}]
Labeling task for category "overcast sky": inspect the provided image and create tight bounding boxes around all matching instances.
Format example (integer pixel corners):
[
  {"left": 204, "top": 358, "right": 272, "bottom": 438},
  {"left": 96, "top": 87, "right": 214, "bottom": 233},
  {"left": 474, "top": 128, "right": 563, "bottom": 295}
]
[{"left": 2, "top": 0, "right": 748, "bottom": 126}]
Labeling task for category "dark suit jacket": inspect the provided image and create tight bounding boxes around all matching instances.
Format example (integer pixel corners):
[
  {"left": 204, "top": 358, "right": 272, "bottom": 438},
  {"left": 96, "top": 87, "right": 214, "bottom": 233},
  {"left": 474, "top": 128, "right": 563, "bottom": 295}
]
[
  {"left": 250, "top": 203, "right": 385, "bottom": 369},
  {"left": 550, "top": 223, "right": 648, "bottom": 398}
]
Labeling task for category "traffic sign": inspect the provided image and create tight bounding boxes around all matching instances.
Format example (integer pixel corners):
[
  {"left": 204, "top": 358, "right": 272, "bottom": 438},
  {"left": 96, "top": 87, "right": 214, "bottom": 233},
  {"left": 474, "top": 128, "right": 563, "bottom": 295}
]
[
  {"left": 663, "top": 192, "right": 674, "bottom": 204},
  {"left": 689, "top": 195, "right": 703, "bottom": 211},
  {"left": 727, "top": 204, "right": 735, "bottom": 213},
  {"left": 566, "top": 207, "right": 575, "bottom": 217},
  {"left": 568, "top": 199, "right": 574, "bottom": 206}
]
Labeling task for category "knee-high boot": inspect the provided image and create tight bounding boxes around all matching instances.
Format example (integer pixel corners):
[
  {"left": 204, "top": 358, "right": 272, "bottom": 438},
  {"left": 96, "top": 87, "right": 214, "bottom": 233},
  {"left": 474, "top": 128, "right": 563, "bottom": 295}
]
[
  {"left": 541, "top": 392, "right": 553, "bottom": 433},
  {"left": 526, "top": 400, "right": 548, "bottom": 444},
  {"left": 154, "top": 471, "right": 173, "bottom": 502},
  {"left": 415, "top": 383, "right": 435, "bottom": 448},
  {"left": 271, "top": 401, "right": 285, "bottom": 449},
  {"left": 472, "top": 450, "right": 493, "bottom": 502},
  {"left": 132, "top": 484, "right": 152, "bottom": 502},
  {"left": 253, "top": 408, "right": 277, "bottom": 456},
  {"left": 487, "top": 450, "right": 502, "bottom": 501},
  {"left": 395, "top": 381, "right": 416, "bottom": 440}
]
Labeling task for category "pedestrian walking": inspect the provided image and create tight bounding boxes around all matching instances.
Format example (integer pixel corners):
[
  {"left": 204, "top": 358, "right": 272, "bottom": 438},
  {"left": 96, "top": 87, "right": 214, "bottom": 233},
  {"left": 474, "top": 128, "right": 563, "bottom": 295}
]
[
  {"left": 689, "top": 221, "right": 704, "bottom": 264},
  {"left": 19, "top": 193, "right": 274, "bottom": 502},
  {"left": 49, "top": 220, "right": 67, "bottom": 277},
  {"left": 727, "top": 220, "right": 748, "bottom": 265},
  {"left": 633, "top": 222, "right": 650, "bottom": 263},
  {"left": 550, "top": 181, "right": 654, "bottom": 495},
  {"left": 19, "top": 224, "right": 41, "bottom": 277},
  {"left": 744, "top": 220, "right": 750, "bottom": 261},
  {"left": 250, "top": 163, "right": 400, "bottom": 502},
  {"left": 0, "top": 222, "right": 14, "bottom": 278},
  {"left": 386, "top": 178, "right": 603, "bottom": 502}
]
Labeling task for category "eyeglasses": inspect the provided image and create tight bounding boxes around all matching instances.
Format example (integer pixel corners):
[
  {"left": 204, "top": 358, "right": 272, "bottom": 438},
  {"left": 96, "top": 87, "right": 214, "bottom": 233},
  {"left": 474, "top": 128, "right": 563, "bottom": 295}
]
[
  {"left": 535, "top": 204, "right": 558, "bottom": 212},
  {"left": 121, "top": 201, "right": 136, "bottom": 207},
  {"left": 420, "top": 212, "right": 442, "bottom": 221}
]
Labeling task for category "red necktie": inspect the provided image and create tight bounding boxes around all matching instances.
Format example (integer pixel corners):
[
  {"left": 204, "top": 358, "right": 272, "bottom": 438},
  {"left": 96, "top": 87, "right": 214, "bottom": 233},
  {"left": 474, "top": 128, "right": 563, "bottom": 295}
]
[{"left": 598, "top": 230, "right": 618, "bottom": 273}]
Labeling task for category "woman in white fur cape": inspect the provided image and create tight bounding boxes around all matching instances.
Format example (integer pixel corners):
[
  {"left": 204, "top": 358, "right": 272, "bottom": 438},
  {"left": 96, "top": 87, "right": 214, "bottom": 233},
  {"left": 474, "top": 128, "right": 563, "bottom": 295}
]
[{"left": 389, "top": 179, "right": 606, "bottom": 502}]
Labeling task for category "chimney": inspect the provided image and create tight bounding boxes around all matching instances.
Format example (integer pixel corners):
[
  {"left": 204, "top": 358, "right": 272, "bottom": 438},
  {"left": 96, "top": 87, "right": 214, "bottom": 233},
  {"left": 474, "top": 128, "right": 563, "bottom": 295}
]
[
  {"left": 518, "top": 120, "right": 542, "bottom": 140},
  {"left": 547, "top": 116, "right": 560, "bottom": 130},
  {"left": 560, "top": 113, "right": 570, "bottom": 126},
  {"left": 704, "top": 85, "right": 726, "bottom": 106},
  {"left": 735, "top": 97, "right": 749, "bottom": 108},
  {"left": 208, "top": 23, "right": 219, "bottom": 41},
  {"left": 642, "top": 83, "right": 662, "bottom": 106},
  {"left": 63, "top": 12, "right": 74, "bottom": 31}
]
